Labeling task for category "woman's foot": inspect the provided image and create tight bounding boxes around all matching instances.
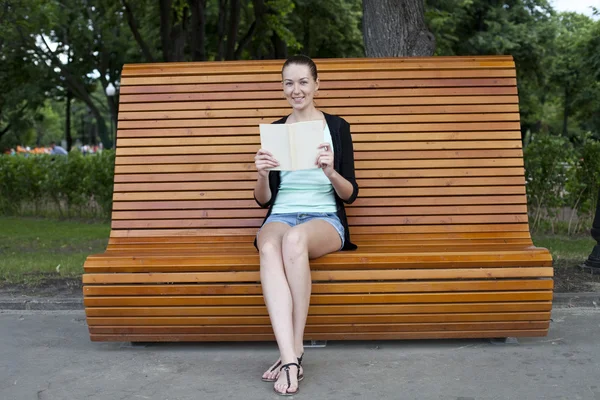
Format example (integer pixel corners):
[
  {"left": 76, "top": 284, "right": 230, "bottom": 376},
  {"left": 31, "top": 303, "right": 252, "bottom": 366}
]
[
  {"left": 274, "top": 362, "right": 300, "bottom": 396},
  {"left": 262, "top": 353, "right": 304, "bottom": 382}
]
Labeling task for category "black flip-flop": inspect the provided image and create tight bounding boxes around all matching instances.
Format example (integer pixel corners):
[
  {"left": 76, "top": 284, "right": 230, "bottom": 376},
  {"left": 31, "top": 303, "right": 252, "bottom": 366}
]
[
  {"left": 274, "top": 362, "right": 300, "bottom": 396},
  {"left": 262, "top": 354, "right": 304, "bottom": 382}
]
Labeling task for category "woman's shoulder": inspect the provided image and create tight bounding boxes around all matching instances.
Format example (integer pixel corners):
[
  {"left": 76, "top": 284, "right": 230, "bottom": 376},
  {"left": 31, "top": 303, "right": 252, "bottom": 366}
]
[{"left": 322, "top": 112, "right": 349, "bottom": 128}]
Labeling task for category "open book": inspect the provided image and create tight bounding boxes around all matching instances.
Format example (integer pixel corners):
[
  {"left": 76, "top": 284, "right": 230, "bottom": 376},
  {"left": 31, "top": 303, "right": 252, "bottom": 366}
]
[{"left": 259, "top": 120, "right": 324, "bottom": 171}]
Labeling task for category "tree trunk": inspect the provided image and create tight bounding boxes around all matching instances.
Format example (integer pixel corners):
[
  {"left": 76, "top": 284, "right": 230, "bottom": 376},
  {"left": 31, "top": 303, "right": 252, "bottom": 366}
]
[
  {"left": 66, "top": 90, "right": 72, "bottom": 151},
  {"left": 0, "top": 123, "right": 10, "bottom": 140},
  {"left": 272, "top": 32, "right": 288, "bottom": 59},
  {"left": 121, "top": 0, "right": 156, "bottom": 62},
  {"left": 189, "top": 0, "right": 207, "bottom": 61},
  {"left": 226, "top": 0, "right": 241, "bottom": 60},
  {"left": 160, "top": 0, "right": 173, "bottom": 61},
  {"left": 362, "top": 0, "right": 435, "bottom": 57},
  {"left": 563, "top": 86, "right": 570, "bottom": 137},
  {"left": 216, "top": 0, "right": 228, "bottom": 61}
]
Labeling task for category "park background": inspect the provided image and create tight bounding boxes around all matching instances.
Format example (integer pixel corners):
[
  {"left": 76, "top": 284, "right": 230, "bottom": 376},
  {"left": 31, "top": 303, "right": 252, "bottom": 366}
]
[{"left": 0, "top": 0, "right": 599, "bottom": 292}]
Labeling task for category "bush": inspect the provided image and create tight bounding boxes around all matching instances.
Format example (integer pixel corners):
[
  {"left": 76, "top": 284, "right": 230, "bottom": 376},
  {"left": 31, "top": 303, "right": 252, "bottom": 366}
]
[
  {"left": 524, "top": 133, "right": 576, "bottom": 230},
  {"left": 524, "top": 132, "right": 600, "bottom": 234},
  {"left": 0, "top": 150, "right": 115, "bottom": 220}
]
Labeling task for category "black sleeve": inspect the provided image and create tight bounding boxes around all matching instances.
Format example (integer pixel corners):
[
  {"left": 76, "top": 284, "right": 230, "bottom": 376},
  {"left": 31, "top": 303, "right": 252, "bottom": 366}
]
[
  {"left": 254, "top": 172, "right": 273, "bottom": 208},
  {"left": 340, "top": 119, "right": 359, "bottom": 204}
]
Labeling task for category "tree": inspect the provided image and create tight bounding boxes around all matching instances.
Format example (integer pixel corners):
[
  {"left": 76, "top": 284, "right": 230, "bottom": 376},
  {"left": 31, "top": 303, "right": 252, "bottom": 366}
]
[{"left": 362, "top": 0, "right": 435, "bottom": 56}]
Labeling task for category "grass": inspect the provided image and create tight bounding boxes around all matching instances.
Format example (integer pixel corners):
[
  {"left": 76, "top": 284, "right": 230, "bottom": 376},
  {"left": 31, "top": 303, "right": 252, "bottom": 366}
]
[
  {"left": 0, "top": 216, "right": 597, "bottom": 290},
  {"left": 0, "top": 216, "right": 110, "bottom": 286},
  {"left": 532, "top": 234, "right": 597, "bottom": 267}
]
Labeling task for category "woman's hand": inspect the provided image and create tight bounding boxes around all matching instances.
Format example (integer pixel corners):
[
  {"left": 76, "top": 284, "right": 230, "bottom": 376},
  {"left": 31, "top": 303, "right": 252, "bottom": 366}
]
[
  {"left": 316, "top": 143, "right": 334, "bottom": 177},
  {"left": 255, "top": 148, "right": 279, "bottom": 178}
]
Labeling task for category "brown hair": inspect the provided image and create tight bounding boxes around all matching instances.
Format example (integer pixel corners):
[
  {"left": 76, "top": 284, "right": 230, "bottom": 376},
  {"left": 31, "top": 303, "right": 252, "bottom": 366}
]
[{"left": 282, "top": 55, "right": 318, "bottom": 81}]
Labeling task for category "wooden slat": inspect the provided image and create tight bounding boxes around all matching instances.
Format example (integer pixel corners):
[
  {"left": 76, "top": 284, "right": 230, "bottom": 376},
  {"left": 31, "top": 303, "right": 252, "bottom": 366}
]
[
  {"left": 82, "top": 280, "right": 552, "bottom": 296},
  {"left": 83, "top": 291, "right": 553, "bottom": 307},
  {"left": 116, "top": 133, "right": 523, "bottom": 147},
  {"left": 116, "top": 122, "right": 522, "bottom": 137},
  {"left": 116, "top": 114, "right": 519, "bottom": 130},
  {"left": 111, "top": 187, "right": 526, "bottom": 202},
  {"left": 113, "top": 177, "right": 525, "bottom": 193},
  {"left": 111, "top": 205, "right": 528, "bottom": 220},
  {"left": 89, "top": 321, "right": 550, "bottom": 335},
  {"left": 116, "top": 140, "right": 525, "bottom": 154},
  {"left": 82, "top": 268, "right": 553, "bottom": 284},
  {"left": 121, "top": 69, "right": 516, "bottom": 86},
  {"left": 86, "top": 311, "right": 551, "bottom": 326},
  {"left": 119, "top": 78, "right": 518, "bottom": 98},
  {"left": 113, "top": 168, "right": 525, "bottom": 184},
  {"left": 121, "top": 59, "right": 516, "bottom": 77},
  {"left": 84, "top": 254, "right": 551, "bottom": 274},
  {"left": 118, "top": 104, "right": 520, "bottom": 121},
  {"left": 89, "top": 330, "right": 548, "bottom": 341},
  {"left": 107, "top": 223, "right": 534, "bottom": 237},
  {"left": 84, "top": 302, "right": 553, "bottom": 317}
]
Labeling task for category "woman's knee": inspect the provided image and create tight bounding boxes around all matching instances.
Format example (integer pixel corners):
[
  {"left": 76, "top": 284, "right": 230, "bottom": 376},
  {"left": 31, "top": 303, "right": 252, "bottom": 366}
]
[
  {"left": 282, "top": 229, "right": 308, "bottom": 261},
  {"left": 258, "top": 239, "right": 282, "bottom": 261}
]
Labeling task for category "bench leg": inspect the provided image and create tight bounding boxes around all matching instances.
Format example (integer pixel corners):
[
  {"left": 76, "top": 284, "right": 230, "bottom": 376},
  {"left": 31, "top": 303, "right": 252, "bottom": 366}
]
[
  {"left": 304, "top": 340, "right": 327, "bottom": 348},
  {"left": 489, "top": 337, "right": 519, "bottom": 345},
  {"left": 120, "top": 342, "right": 152, "bottom": 348}
]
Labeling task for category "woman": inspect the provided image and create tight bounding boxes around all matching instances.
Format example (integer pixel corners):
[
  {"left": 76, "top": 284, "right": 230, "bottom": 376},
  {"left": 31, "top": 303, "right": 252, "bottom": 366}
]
[{"left": 253, "top": 55, "right": 359, "bottom": 396}]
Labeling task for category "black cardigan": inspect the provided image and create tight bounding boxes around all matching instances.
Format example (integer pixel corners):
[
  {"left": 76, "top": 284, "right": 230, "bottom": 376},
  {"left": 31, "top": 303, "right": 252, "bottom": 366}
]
[{"left": 253, "top": 112, "right": 359, "bottom": 251}]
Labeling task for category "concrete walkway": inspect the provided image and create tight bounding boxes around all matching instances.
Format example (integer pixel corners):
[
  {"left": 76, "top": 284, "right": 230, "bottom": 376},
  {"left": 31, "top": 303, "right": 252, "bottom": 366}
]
[{"left": 1, "top": 307, "right": 600, "bottom": 400}]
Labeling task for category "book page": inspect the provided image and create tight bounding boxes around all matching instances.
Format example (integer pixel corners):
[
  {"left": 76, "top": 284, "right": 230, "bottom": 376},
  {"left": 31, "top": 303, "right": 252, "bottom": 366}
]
[
  {"left": 259, "top": 124, "right": 291, "bottom": 171},
  {"left": 289, "top": 120, "right": 323, "bottom": 170}
]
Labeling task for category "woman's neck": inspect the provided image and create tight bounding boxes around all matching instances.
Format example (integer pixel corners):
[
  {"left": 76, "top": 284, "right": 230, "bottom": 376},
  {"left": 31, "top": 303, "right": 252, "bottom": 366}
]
[{"left": 289, "top": 105, "right": 322, "bottom": 123}]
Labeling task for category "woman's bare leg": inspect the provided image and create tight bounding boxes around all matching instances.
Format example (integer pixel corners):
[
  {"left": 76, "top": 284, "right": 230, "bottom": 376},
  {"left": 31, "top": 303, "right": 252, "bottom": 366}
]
[
  {"left": 273, "top": 219, "right": 342, "bottom": 394},
  {"left": 257, "top": 223, "right": 297, "bottom": 382}
]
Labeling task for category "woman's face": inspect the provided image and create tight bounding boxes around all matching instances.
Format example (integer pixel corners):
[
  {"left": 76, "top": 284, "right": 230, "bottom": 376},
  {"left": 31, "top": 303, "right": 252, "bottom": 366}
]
[{"left": 282, "top": 63, "right": 319, "bottom": 111}]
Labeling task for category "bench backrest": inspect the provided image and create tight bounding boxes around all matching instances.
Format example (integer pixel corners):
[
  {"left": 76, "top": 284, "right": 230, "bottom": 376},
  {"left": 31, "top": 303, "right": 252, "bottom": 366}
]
[{"left": 111, "top": 56, "right": 530, "bottom": 240}]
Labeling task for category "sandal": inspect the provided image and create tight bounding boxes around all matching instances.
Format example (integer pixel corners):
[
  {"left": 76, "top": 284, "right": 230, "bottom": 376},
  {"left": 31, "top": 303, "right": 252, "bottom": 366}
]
[
  {"left": 274, "top": 362, "right": 300, "bottom": 396},
  {"left": 262, "top": 353, "right": 304, "bottom": 382}
]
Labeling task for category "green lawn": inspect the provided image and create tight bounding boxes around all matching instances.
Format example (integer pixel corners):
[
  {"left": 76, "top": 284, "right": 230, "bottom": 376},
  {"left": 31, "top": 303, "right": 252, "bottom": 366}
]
[
  {"left": 0, "top": 217, "right": 110, "bottom": 285},
  {"left": 0, "top": 216, "right": 597, "bottom": 287},
  {"left": 532, "top": 234, "right": 597, "bottom": 267}
]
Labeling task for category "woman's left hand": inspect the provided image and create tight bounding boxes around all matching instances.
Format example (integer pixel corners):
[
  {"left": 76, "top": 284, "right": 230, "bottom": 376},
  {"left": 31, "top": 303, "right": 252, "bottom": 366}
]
[{"left": 316, "top": 143, "right": 334, "bottom": 177}]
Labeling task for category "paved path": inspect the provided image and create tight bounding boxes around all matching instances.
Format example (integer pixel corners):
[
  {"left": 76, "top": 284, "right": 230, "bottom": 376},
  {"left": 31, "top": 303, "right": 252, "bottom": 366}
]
[{"left": 1, "top": 307, "right": 599, "bottom": 400}]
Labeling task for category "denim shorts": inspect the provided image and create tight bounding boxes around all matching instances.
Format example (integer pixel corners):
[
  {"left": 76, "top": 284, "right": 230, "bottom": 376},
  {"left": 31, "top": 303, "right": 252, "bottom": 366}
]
[{"left": 260, "top": 212, "right": 345, "bottom": 249}]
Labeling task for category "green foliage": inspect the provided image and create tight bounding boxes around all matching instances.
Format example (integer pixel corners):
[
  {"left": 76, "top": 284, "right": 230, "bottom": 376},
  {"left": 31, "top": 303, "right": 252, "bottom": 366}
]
[
  {"left": 0, "top": 151, "right": 115, "bottom": 220},
  {"left": 425, "top": 0, "right": 600, "bottom": 141},
  {"left": 524, "top": 133, "right": 576, "bottom": 224},
  {"left": 570, "top": 134, "right": 600, "bottom": 216},
  {"left": 524, "top": 133, "right": 600, "bottom": 234}
]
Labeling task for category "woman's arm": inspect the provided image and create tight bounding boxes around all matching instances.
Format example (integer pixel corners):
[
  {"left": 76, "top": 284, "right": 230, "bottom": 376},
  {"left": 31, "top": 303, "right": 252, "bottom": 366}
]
[
  {"left": 254, "top": 174, "right": 272, "bottom": 208},
  {"left": 317, "top": 119, "right": 359, "bottom": 203},
  {"left": 253, "top": 148, "right": 277, "bottom": 208}
]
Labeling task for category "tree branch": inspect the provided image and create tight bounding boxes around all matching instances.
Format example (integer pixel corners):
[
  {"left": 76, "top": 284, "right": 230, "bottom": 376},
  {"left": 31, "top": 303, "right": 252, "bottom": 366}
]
[{"left": 121, "top": 0, "right": 155, "bottom": 62}]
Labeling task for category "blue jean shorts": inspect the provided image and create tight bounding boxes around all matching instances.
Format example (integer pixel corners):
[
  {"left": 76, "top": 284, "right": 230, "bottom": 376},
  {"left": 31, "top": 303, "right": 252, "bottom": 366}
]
[{"left": 261, "top": 212, "right": 345, "bottom": 249}]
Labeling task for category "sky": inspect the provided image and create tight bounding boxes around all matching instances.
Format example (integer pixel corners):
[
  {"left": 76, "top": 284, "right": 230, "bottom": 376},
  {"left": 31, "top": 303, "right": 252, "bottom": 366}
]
[{"left": 551, "top": 0, "right": 599, "bottom": 18}]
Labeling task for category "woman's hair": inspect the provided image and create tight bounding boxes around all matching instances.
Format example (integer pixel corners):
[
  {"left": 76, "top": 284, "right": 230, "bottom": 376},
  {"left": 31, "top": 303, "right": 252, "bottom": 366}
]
[{"left": 282, "top": 55, "right": 318, "bottom": 81}]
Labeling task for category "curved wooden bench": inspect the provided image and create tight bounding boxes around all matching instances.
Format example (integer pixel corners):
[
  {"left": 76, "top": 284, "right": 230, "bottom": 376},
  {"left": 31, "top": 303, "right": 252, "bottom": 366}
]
[{"left": 83, "top": 56, "right": 554, "bottom": 342}]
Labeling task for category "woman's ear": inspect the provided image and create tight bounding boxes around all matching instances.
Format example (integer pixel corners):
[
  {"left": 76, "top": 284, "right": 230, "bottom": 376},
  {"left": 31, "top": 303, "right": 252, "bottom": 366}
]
[{"left": 315, "top": 78, "right": 320, "bottom": 93}]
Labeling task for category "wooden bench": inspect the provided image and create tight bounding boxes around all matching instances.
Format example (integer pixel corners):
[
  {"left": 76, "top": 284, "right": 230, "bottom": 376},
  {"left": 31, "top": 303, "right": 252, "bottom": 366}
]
[{"left": 83, "top": 55, "right": 554, "bottom": 342}]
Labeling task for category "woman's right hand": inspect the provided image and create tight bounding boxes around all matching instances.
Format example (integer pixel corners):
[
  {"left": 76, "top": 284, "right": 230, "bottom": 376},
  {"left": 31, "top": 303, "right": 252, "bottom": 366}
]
[{"left": 254, "top": 149, "right": 279, "bottom": 178}]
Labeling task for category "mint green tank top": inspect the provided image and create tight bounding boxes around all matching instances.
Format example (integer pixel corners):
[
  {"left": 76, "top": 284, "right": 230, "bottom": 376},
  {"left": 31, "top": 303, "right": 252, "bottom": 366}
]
[{"left": 271, "top": 123, "right": 337, "bottom": 214}]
